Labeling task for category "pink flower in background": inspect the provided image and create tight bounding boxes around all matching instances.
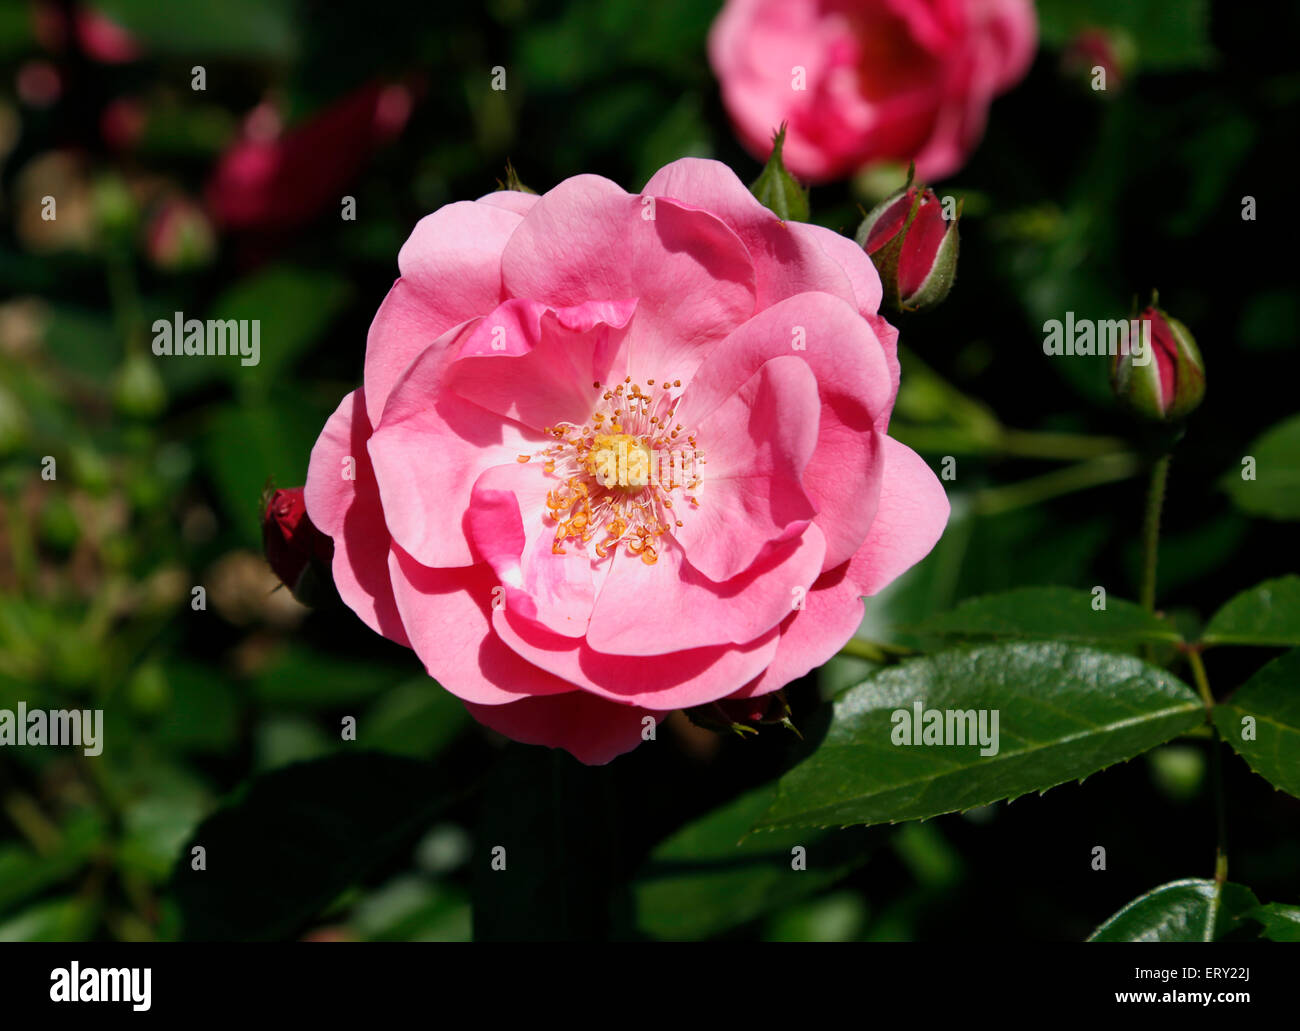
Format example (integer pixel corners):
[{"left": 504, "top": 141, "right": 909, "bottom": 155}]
[
  {"left": 710, "top": 0, "right": 1037, "bottom": 183},
  {"left": 305, "top": 158, "right": 948, "bottom": 764},
  {"left": 206, "top": 81, "right": 412, "bottom": 232},
  {"left": 31, "top": 2, "right": 142, "bottom": 64}
]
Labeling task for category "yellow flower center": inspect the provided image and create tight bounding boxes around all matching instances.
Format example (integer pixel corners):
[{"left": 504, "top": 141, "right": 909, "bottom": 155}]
[{"left": 516, "top": 377, "right": 702, "bottom": 566}]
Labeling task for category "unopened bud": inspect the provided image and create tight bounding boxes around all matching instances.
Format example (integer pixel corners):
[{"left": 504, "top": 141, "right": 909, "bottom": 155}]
[
  {"left": 262, "top": 486, "right": 335, "bottom": 606},
  {"left": 1111, "top": 302, "right": 1205, "bottom": 422},
  {"left": 855, "top": 172, "right": 959, "bottom": 312}
]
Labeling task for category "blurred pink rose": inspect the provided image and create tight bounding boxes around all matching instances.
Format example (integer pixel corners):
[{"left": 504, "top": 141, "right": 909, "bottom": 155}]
[
  {"left": 206, "top": 82, "right": 412, "bottom": 232},
  {"left": 710, "top": 0, "right": 1037, "bottom": 182},
  {"left": 305, "top": 159, "right": 948, "bottom": 764},
  {"left": 31, "top": 2, "right": 142, "bottom": 63}
]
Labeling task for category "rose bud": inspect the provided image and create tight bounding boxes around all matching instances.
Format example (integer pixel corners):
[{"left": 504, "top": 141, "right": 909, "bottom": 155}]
[
  {"left": 145, "top": 195, "right": 215, "bottom": 271},
  {"left": 262, "top": 486, "right": 335, "bottom": 606},
  {"left": 854, "top": 180, "right": 959, "bottom": 312},
  {"left": 1110, "top": 303, "right": 1205, "bottom": 422},
  {"left": 1061, "top": 28, "right": 1135, "bottom": 95},
  {"left": 748, "top": 123, "right": 809, "bottom": 223}
]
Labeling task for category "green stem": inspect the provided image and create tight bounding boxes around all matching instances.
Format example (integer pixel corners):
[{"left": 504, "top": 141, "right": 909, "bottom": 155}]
[
  {"left": 104, "top": 246, "right": 144, "bottom": 356},
  {"left": 1139, "top": 454, "right": 1170, "bottom": 613},
  {"left": 1188, "top": 649, "right": 1228, "bottom": 885},
  {"left": 892, "top": 424, "right": 1128, "bottom": 462},
  {"left": 837, "top": 638, "right": 916, "bottom": 662},
  {"left": 972, "top": 452, "right": 1140, "bottom": 517},
  {"left": 996, "top": 428, "right": 1129, "bottom": 461}
]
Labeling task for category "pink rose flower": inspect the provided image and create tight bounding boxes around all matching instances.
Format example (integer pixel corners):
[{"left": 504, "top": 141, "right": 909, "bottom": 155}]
[
  {"left": 710, "top": 0, "right": 1037, "bottom": 182},
  {"left": 305, "top": 159, "right": 949, "bottom": 764}
]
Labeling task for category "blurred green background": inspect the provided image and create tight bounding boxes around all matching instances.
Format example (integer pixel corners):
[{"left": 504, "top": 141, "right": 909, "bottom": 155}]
[{"left": 0, "top": 0, "right": 1296, "bottom": 941}]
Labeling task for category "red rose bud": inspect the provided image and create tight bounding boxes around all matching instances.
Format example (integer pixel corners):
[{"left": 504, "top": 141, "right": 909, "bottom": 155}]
[
  {"left": 145, "top": 195, "right": 215, "bottom": 271},
  {"left": 262, "top": 487, "right": 335, "bottom": 606},
  {"left": 854, "top": 179, "right": 959, "bottom": 312},
  {"left": 1061, "top": 28, "right": 1135, "bottom": 95},
  {"left": 1110, "top": 304, "right": 1205, "bottom": 422}
]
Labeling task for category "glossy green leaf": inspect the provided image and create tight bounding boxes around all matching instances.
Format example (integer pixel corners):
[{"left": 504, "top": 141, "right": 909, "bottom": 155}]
[
  {"left": 1221, "top": 413, "right": 1300, "bottom": 520},
  {"left": 634, "top": 784, "right": 876, "bottom": 941},
  {"left": 757, "top": 643, "right": 1204, "bottom": 830},
  {"left": 1213, "top": 648, "right": 1300, "bottom": 798},
  {"left": 1088, "top": 879, "right": 1258, "bottom": 942},
  {"left": 172, "top": 753, "right": 459, "bottom": 940},
  {"left": 1246, "top": 903, "right": 1300, "bottom": 942},
  {"left": 1202, "top": 575, "right": 1300, "bottom": 647},
  {"left": 914, "top": 587, "right": 1180, "bottom": 646}
]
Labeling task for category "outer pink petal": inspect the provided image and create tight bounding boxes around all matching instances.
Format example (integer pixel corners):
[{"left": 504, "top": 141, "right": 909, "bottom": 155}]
[
  {"left": 463, "top": 692, "right": 665, "bottom": 766},
  {"left": 846, "top": 435, "right": 950, "bottom": 597},
  {"left": 362, "top": 199, "right": 524, "bottom": 425},
  {"left": 732, "top": 556, "right": 866, "bottom": 698},
  {"left": 362, "top": 277, "right": 453, "bottom": 430},
  {"left": 387, "top": 545, "right": 575, "bottom": 705},
  {"left": 304, "top": 389, "right": 409, "bottom": 647},
  {"left": 499, "top": 173, "right": 756, "bottom": 385},
  {"left": 474, "top": 189, "right": 541, "bottom": 217},
  {"left": 585, "top": 524, "right": 826, "bottom": 656},
  {"left": 737, "top": 437, "right": 950, "bottom": 698},
  {"left": 642, "top": 158, "right": 865, "bottom": 310},
  {"left": 676, "top": 355, "right": 819, "bottom": 582},
  {"left": 675, "top": 292, "right": 890, "bottom": 571},
  {"left": 397, "top": 199, "right": 520, "bottom": 304},
  {"left": 491, "top": 605, "right": 781, "bottom": 709}
]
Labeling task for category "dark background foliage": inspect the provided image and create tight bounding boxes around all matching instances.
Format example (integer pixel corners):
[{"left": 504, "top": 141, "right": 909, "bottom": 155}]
[{"left": 0, "top": 0, "right": 1295, "bottom": 940}]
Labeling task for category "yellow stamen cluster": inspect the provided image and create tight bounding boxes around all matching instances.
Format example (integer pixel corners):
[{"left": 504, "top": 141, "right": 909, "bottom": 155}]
[{"left": 531, "top": 376, "right": 702, "bottom": 566}]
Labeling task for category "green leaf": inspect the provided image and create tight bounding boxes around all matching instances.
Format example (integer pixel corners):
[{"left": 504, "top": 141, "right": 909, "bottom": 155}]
[
  {"left": 756, "top": 642, "right": 1204, "bottom": 830},
  {"left": 160, "top": 267, "right": 350, "bottom": 399},
  {"left": 0, "top": 897, "right": 99, "bottom": 942},
  {"left": 749, "top": 125, "right": 810, "bottom": 223},
  {"left": 1246, "top": 903, "right": 1300, "bottom": 942},
  {"left": 1088, "top": 879, "right": 1258, "bottom": 942},
  {"left": 252, "top": 643, "right": 401, "bottom": 708},
  {"left": 633, "top": 785, "right": 876, "bottom": 940},
  {"left": 171, "top": 753, "right": 459, "bottom": 941},
  {"left": 1213, "top": 648, "right": 1300, "bottom": 799},
  {"left": 913, "top": 587, "right": 1181, "bottom": 647},
  {"left": 97, "top": 0, "right": 298, "bottom": 59},
  {"left": 362, "top": 678, "right": 470, "bottom": 759},
  {"left": 1221, "top": 414, "right": 1300, "bottom": 520},
  {"left": 200, "top": 392, "right": 330, "bottom": 545},
  {"left": 1202, "top": 575, "right": 1300, "bottom": 647},
  {"left": 1037, "top": 0, "right": 1215, "bottom": 70},
  {"left": 0, "top": 810, "right": 104, "bottom": 914}
]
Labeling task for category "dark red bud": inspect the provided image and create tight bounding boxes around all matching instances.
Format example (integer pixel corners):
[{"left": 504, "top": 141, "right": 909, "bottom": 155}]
[{"left": 262, "top": 487, "right": 334, "bottom": 604}]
